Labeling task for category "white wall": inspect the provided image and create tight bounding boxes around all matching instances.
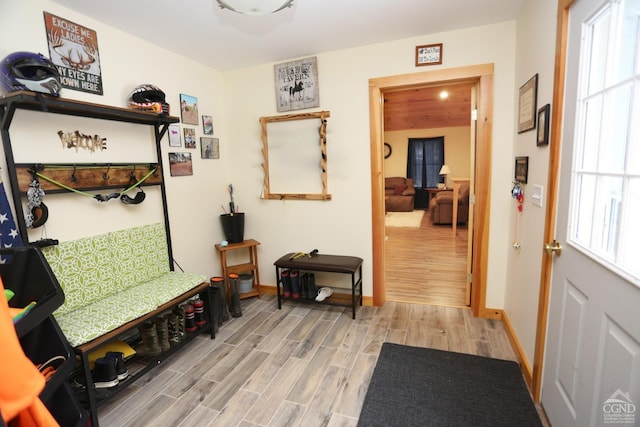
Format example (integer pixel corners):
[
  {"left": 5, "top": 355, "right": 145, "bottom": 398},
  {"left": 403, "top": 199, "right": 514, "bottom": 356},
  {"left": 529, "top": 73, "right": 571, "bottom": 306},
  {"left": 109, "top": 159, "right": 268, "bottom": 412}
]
[
  {"left": 223, "top": 22, "right": 517, "bottom": 306},
  {"left": 1, "top": 2, "right": 521, "bottom": 310},
  {"left": 0, "top": 0, "right": 229, "bottom": 278},
  {"left": 505, "top": 0, "right": 558, "bottom": 365}
]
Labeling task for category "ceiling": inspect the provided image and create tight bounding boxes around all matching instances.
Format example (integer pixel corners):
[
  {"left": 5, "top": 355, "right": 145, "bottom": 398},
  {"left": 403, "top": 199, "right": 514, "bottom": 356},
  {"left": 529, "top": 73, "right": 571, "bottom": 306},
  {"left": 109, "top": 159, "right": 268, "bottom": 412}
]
[
  {"left": 50, "top": 0, "right": 525, "bottom": 71},
  {"left": 384, "top": 83, "right": 474, "bottom": 131}
]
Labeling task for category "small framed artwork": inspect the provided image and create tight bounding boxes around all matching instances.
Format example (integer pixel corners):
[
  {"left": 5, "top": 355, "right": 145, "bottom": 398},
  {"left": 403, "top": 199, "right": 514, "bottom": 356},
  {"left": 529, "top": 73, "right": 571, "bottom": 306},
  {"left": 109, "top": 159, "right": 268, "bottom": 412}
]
[
  {"left": 515, "top": 156, "right": 529, "bottom": 184},
  {"left": 537, "top": 104, "right": 550, "bottom": 146},
  {"left": 180, "top": 94, "right": 198, "bottom": 125},
  {"left": 168, "top": 152, "right": 193, "bottom": 177},
  {"left": 415, "top": 43, "right": 443, "bottom": 66},
  {"left": 200, "top": 137, "right": 219, "bottom": 159},
  {"left": 168, "top": 124, "right": 181, "bottom": 147},
  {"left": 183, "top": 128, "right": 196, "bottom": 149},
  {"left": 202, "top": 115, "right": 213, "bottom": 135},
  {"left": 518, "top": 74, "right": 538, "bottom": 133}
]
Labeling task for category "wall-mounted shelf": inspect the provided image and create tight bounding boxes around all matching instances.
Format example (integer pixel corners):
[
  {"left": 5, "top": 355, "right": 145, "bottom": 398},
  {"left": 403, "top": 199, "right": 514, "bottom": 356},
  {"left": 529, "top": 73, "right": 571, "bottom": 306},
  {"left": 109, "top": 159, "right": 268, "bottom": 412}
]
[
  {"left": 0, "top": 91, "right": 179, "bottom": 246},
  {"left": 14, "top": 163, "right": 162, "bottom": 193},
  {"left": 0, "top": 91, "right": 179, "bottom": 127}
]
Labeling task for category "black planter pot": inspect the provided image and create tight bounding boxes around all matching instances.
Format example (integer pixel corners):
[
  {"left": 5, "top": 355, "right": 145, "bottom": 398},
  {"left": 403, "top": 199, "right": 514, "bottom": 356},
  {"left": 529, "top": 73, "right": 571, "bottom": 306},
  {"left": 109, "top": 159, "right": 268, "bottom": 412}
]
[{"left": 220, "top": 213, "right": 244, "bottom": 243}]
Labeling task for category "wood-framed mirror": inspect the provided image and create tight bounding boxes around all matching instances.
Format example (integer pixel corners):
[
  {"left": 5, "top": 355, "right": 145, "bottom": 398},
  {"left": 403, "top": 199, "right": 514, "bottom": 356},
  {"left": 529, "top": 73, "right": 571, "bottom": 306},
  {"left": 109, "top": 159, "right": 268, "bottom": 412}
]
[{"left": 260, "top": 110, "right": 331, "bottom": 200}]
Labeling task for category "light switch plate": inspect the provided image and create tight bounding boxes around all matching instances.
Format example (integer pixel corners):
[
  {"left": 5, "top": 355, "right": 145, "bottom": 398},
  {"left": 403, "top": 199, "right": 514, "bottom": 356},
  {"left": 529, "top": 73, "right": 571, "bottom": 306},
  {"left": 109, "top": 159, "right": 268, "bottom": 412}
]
[{"left": 532, "top": 184, "right": 543, "bottom": 207}]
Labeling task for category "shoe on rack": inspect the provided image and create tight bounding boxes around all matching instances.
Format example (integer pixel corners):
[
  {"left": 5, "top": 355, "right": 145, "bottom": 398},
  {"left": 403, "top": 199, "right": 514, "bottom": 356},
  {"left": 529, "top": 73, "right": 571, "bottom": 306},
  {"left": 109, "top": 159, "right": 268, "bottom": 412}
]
[
  {"left": 306, "top": 273, "right": 317, "bottom": 300},
  {"left": 105, "top": 351, "right": 128, "bottom": 381},
  {"left": 315, "top": 287, "right": 333, "bottom": 302},
  {"left": 137, "top": 323, "right": 162, "bottom": 356},
  {"left": 281, "top": 269, "right": 291, "bottom": 298},
  {"left": 92, "top": 357, "right": 119, "bottom": 389},
  {"left": 290, "top": 270, "right": 300, "bottom": 299}
]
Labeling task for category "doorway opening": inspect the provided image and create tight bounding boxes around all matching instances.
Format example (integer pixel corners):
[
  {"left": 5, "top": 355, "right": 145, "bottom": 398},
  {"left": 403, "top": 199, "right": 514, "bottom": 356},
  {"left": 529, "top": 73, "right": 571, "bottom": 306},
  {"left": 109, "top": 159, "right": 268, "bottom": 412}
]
[
  {"left": 369, "top": 64, "right": 495, "bottom": 318},
  {"left": 383, "top": 85, "right": 474, "bottom": 307}
]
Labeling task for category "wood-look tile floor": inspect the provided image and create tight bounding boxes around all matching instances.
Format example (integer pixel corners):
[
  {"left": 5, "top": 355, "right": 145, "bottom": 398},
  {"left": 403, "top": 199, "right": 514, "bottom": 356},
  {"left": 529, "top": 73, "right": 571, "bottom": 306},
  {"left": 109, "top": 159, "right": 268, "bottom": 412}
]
[
  {"left": 385, "top": 209, "right": 470, "bottom": 307},
  {"left": 98, "top": 295, "right": 519, "bottom": 427}
]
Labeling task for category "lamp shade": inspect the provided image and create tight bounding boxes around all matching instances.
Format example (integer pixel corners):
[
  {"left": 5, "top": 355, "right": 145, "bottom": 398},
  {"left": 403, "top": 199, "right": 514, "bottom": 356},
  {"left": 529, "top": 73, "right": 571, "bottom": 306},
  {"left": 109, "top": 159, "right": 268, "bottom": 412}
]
[
  {"left": 439, "top": 165, "right": 452, "bottom": 175},
  {"left": 216, "top": 0, "right": 293, "bottom": 15}
]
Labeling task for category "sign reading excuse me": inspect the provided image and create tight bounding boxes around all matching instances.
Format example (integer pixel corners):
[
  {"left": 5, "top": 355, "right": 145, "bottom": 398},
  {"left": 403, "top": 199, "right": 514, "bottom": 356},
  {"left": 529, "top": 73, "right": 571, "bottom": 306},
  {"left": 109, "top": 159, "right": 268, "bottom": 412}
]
[{"left": 43, "top": 12, "right": 103, "bottom": 95}]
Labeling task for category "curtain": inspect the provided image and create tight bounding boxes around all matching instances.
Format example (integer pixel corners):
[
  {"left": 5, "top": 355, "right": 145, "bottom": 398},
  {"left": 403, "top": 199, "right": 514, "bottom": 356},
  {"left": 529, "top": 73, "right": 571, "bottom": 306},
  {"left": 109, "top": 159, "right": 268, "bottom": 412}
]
[
  {"left": 407, "top": 137, "right": 444, "bottom": 188},
  {"left": 407, "top": 137, "right": 444, "bottom": 209}
]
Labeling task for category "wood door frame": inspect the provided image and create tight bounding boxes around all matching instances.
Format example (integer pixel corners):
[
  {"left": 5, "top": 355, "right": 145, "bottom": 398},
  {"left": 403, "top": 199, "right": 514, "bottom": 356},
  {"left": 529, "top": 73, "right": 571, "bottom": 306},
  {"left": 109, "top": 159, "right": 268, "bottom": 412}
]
[
  {"left": 532, "top": 0, "right": 573, "bottom": 402},
  {"left": 369, "top": 64, "right": 495, "bottom": 317}
]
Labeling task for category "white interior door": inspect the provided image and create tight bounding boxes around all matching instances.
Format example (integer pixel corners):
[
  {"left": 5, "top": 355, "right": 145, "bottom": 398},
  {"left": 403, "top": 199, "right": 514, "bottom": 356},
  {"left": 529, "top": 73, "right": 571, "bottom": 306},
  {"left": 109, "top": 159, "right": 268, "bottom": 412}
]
[{"left": 542, "top": 0, "right": 640, "bottom": 426}]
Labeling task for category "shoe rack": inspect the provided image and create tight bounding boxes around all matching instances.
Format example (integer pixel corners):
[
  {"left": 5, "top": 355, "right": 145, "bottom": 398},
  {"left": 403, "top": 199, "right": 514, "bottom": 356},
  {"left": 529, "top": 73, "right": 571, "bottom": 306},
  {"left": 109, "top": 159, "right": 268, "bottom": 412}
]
[{"left": 1, "top": 246, "right": 87, "bottom": 426}]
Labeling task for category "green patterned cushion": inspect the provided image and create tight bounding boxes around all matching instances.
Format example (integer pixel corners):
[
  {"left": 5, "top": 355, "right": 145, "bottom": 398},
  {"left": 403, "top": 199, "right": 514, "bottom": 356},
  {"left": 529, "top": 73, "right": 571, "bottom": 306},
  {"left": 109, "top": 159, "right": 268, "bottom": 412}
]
[
  {"left": 43, "top": 223, "right": 208, "bottom": 346},
  {"left": 53, "top": 283, "right": 160, "bottom": 346},
  {"left": 139, "top": 272, "right": 208, "bottom": 307},
  {"left": 109, "top": 223, "right": 170, "bottom": 291},
  {"left": 54, "top": 272, "right": 206, "bottom": 346},
  {"left": 42, "top": 233, "right": 118, "bottom": 314}
]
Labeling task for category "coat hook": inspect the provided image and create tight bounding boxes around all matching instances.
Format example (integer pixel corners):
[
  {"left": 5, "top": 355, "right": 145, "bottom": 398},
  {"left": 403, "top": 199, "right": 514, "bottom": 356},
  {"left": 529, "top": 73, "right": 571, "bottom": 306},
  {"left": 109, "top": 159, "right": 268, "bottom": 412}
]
[
  {"left": 70, "top": 165, "right": 77, "bottom": 182},
  {"left": 103, "top": 165, "right": 110, "bottom": 181}
]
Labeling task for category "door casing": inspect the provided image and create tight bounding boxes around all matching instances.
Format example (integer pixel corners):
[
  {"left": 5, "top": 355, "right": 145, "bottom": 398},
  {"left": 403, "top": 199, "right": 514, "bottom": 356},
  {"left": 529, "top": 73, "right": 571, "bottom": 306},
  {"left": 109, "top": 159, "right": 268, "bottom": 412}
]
[
  {"left": 531, "top": 0, "right": 574, "bottom": 402},
  {"left": 369, "top": 64, "right": 495, "bottom": 318}
]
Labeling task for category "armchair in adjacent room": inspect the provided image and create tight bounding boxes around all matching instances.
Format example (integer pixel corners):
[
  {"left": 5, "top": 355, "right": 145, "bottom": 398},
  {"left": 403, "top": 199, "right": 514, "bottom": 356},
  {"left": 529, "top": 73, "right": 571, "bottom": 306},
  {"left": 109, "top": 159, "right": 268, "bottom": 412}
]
[
  {"left": 429, "top": 184, "right": 470, "bottom": 224},
  {"left": 384, "top": 177, "right": 415, "bottom": 212}
]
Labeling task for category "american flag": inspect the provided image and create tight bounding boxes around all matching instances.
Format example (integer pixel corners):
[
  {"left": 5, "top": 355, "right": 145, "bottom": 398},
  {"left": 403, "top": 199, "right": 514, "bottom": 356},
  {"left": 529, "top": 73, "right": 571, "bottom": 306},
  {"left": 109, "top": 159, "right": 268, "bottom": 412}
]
[{"left": 0, "top": 180, "right": 23, "bottom": 263}]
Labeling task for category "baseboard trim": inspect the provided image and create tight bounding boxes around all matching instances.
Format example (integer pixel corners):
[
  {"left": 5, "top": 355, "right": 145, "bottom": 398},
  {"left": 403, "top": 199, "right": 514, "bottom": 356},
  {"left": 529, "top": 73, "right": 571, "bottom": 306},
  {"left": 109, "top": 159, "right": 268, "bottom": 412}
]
[
  {"left": 478, "top": 307, "right": 502, "bottom": 319},
  {"left": 501, "top": 309, "right": 534, "bottom": 387},
  {"left": 258, "top": 284, "right": 277, "bottom": 295}
]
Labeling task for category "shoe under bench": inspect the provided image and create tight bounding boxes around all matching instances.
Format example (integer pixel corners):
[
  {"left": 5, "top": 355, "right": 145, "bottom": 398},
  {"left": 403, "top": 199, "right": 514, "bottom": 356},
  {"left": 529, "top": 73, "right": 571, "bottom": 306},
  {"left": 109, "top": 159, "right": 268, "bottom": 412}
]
[{"left": 274, "top": 253, "right": 363, "bottom": 319}]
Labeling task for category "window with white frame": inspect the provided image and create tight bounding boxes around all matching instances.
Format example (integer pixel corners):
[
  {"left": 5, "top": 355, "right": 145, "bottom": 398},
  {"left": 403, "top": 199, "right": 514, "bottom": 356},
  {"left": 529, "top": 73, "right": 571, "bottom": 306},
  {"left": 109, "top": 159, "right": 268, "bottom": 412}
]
[{"left": 570, "top": 0, "right": 640, "bottom": 281}]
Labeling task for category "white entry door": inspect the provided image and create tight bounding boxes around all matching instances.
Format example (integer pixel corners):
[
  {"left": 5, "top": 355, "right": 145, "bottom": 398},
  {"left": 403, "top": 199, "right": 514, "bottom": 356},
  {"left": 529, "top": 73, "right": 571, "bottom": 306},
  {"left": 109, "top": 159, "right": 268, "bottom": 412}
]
[{"left": 542, "top": 0, "right": 640, "bottom": 426}]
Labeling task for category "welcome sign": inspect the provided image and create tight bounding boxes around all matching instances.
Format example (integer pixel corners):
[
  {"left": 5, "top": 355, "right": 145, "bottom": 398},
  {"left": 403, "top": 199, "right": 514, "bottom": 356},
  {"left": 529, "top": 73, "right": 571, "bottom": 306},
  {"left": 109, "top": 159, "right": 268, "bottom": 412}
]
[{"left": 43, "top": 12, "right": 103, "bottom": 95}]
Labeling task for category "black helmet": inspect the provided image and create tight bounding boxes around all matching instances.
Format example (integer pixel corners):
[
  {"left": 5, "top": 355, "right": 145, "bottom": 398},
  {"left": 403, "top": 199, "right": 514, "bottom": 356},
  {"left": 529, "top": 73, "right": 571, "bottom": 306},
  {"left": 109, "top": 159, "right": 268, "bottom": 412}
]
[
  {"left": 128, "top": 84, "right": 169, "bottom": 114},
  {"left": 0, "top": 51, "right": 61, "bottom": 96}
]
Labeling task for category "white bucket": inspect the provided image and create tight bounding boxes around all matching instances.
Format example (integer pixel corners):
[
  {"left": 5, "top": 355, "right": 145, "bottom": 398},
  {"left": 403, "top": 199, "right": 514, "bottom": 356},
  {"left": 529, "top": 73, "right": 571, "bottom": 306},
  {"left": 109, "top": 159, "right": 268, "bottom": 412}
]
[{"left": 238, "top": 273, "right": 253, "bottom": 293}]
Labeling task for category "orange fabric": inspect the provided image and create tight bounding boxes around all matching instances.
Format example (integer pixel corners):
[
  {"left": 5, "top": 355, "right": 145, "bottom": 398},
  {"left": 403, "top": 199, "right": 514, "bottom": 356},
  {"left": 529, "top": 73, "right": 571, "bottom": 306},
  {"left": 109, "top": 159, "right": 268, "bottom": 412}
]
[{"left": 0, "top": 278, "right": 58, "bottom": 426}]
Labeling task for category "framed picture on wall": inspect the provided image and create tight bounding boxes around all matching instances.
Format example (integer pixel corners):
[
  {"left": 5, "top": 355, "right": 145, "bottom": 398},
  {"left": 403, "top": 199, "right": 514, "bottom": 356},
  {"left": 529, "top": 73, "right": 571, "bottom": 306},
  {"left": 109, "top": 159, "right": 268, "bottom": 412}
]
[
  {"left": 202, "top": 115, "right": 213, "bottom": 135},
  {"left": 537, "top": 104, "right": 550, "bottom": 146},
  {"left": 415, "top": 43, "right": 443, "bottom": 66},
  {"left": 168, "top": 152, "right": 193, "bottom": 176},
  {"left": 183, "top": 128, "right": 196, "bottom": 149},
  {"left": 200, "top": 137, "right": 219, "bottom": 159},
  {"left": 517, "top": 74, "right": 538, "bottom": 133},
  {"left": 167, "top": 124, "right": 181, "bottom": 147},
  {"left": 515, "top": 156, "right": 529, "bottom": 184},
  {"left": 180, "top": 94, "right": 199, "bottom": 125}
]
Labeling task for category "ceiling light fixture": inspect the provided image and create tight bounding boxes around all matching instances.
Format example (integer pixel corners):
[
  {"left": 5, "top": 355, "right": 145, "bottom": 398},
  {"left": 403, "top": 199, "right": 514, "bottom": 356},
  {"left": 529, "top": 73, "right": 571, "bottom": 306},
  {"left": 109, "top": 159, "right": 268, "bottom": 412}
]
[
  {"left": 216, "top": 0, "right": 294, "bottom": 15},
  {"left": 439, "top": 90, "right": 449, "bottom": 99}
]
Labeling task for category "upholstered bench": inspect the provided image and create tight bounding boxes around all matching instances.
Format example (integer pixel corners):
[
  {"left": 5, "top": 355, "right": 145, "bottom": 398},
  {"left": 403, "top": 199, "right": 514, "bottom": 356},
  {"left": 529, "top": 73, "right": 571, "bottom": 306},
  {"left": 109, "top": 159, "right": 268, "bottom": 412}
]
[
  {"left": 41, "top": 222, "right": 212, "bottom": 425},
  {"left": 42, "top": 222, "right": 207, "bottom": 347}
]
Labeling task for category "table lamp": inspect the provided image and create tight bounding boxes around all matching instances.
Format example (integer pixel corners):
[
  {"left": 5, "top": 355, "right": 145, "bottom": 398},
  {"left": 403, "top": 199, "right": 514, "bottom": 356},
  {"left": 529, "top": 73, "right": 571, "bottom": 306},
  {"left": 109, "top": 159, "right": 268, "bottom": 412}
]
[{"left": 439, "top": 165, "right": 451, "bottom": 189}]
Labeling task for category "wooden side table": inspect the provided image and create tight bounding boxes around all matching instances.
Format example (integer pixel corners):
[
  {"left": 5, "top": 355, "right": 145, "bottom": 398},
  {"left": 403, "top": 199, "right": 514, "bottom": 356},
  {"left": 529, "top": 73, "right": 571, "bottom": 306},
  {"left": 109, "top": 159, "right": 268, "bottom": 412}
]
[
  {"left": 452, "top": 179, "right": 470, "bottom": 236},
  {"left": 215, "top": 239, "right": 261, "bottom": 300}
]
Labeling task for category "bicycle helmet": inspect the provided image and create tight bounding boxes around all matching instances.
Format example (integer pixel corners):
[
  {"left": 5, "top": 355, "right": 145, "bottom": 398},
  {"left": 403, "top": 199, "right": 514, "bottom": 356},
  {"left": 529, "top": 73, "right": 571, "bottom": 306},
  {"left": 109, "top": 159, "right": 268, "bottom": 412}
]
[
  {"left": 0, "top": 51, "right": 61, "bottom": 96},
  {"left": 128, "top": 84, "right": 169, "bottom": 114}
]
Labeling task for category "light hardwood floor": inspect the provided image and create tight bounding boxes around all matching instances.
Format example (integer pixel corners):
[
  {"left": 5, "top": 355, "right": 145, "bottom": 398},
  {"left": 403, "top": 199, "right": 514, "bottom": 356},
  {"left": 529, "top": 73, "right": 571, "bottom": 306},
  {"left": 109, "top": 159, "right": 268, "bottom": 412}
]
[
  {"left": 98, "top": 295, "right": 518, "bottom": 427},
  {"left": 385, "top": 209, "right": 469, "bottom": 307}
]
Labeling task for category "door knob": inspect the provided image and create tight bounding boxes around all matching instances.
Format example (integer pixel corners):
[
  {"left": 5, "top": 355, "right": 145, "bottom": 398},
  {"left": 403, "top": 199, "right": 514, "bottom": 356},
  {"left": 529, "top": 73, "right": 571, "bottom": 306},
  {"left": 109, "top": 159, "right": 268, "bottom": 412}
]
[{"left": 544, "top": 240, "right": 562, "bottom": 255}]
